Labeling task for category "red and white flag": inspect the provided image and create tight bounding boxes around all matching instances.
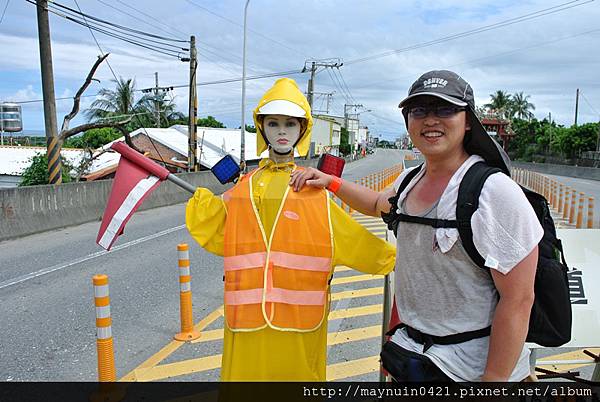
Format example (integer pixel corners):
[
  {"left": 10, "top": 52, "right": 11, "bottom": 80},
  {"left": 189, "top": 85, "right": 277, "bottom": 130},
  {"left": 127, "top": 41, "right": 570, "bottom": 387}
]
[{"left": 96, "top": 142, "right": 170, "bottom": 250}]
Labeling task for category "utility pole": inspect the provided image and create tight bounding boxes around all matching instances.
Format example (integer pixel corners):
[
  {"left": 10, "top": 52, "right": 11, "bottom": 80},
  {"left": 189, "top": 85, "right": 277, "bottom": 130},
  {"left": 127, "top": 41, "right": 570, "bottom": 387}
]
[
  {"left": 575, "top": 88, "right": 579, "bottom": 126},
  {"left": 344, "top": 104, "right": 363, "bottom": 155},
  {"left": 141, "top": 74, "right": 173, "bottom": 129},
  {"left": 306, "top": 62, "right": 316, "bottom": 109},
  {"left": 154, "top": 72, "right": 160, "bottom": 128},
  {"left": 36, "top": 0, "right": 61, "bottom": 184},
  {"left": 311, "top": 91, "right": 335, "bottom": 114},
  {"left": 187, "top": 36, "right": 197, "bottom": 171},
  {"left": 302, "top": 59, "right": 343, "bottom": 111}
]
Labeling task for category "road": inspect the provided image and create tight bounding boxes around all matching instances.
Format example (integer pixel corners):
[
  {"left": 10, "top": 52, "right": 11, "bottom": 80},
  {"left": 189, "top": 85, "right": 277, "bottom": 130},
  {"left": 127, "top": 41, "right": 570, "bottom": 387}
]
[
  {"left": 1, "top": 148, "right": 597, "bottom": 382},
  {"left": 0, "top": 149, "right": 405, "bottom": 381}
]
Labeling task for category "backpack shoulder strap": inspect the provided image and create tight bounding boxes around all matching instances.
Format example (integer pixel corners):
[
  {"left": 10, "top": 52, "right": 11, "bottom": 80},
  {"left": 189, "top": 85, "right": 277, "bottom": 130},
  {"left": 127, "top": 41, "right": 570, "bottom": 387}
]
[
  {"left": 397, "top": 164, "right": 423, "bottom": 196},
  {"left": 456, "top": 162, "right": 503, "bottom": 269},
  {"left": 381, "top": 164, "right": 423, "bottom": 234}
]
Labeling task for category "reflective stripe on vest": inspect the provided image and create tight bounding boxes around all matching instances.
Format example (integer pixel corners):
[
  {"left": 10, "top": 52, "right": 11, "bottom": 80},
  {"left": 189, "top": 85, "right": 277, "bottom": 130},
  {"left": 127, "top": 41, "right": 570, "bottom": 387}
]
[{"left": 222, "top": 167, "right": 333, "bottom": 332}]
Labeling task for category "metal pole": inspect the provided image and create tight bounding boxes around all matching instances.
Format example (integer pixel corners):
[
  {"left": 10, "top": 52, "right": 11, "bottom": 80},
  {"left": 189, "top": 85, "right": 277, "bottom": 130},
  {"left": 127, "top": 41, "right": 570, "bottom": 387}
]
[
  {"left": 240, "top": 0, "right": 250, "bottom": 172},
  {"left": 187, "top": 36, "right": 197, "bottom": 171},
  {"left": 36, "top": 0, "right": 61, "bottom": 184},
  {"left": 574, "top": 88, "right": 579, "bottom": 127},
  {"left": 154, "top": 72, "right": 160, "bottom": 128}
]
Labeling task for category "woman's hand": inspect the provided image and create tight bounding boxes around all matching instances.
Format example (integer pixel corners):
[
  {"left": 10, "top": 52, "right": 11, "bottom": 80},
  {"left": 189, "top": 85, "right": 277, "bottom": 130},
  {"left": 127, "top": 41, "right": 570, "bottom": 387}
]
[{"left": 289, "top": 167, "right": 333, "bottom": 192}]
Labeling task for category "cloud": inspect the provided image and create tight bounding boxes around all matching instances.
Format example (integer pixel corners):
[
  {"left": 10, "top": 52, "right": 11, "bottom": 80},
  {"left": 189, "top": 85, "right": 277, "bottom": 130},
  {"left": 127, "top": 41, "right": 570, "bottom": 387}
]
[{"left": 2, "top": 0, "right": 599, "bottom": 140}]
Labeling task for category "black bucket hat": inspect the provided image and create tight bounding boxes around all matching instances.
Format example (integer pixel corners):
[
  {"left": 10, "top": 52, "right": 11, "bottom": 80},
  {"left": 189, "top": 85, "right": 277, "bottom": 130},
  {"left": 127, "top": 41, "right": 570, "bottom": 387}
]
[{"left": 399, "top": 70, "right": 511, "bottom": 175}]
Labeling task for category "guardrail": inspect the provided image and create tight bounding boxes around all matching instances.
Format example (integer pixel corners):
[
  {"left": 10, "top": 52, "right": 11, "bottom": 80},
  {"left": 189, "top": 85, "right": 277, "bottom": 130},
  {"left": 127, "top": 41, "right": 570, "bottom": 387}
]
[{"left": 512, "top": 168, "right": 595, "bottom": 229}]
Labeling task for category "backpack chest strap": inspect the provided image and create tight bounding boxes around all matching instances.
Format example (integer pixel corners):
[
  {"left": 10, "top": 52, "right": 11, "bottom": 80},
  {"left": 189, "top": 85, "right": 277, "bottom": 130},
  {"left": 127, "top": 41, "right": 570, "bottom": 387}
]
[{"left": 397, "top": 213, "right": 458, "bottom": 229}]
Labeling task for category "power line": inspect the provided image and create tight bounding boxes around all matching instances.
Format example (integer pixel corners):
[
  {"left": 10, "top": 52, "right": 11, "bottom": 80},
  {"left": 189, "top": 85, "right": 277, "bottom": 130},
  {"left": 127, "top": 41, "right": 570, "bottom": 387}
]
[
  {"left": 0, "top": 0, "right": 9, "bottom": 25},
  {"left": 184, "top": 0, "right": 307, "bottom": 59},
  {"left": 580, "top": 90, "right": 600, "bottom": 116},
  {"left": 11, "top": 70, "right": 306, "bottom": 104},
  {"left": 49, "top": 0, "right": 188, "bottom": 43},
  {"left": 95, "top": 0, "right": 247, "bottom": 68},
  {"left": 345, "top": 0, "right": 593, "bottom": 65},
  {"left": 353, "top": 27, "right": 600, "bottom": 90},
  {"left": 26, "top": 0, "right": 186, "bottom": 59}
]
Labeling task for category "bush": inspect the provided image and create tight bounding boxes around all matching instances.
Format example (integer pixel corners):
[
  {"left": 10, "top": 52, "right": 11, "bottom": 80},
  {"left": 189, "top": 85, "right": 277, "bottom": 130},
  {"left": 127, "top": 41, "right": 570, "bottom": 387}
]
[
  {"left": 19, "top": 153, "right": 73, "bottom": 186},
  {"left": 64, "top": 127, "right": 121, "bottom": 149}
]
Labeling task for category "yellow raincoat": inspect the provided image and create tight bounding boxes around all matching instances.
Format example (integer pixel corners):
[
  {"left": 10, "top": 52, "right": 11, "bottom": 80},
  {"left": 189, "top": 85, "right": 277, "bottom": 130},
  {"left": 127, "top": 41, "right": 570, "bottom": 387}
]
[{"left": 185, "top": 78, "right": 395, "bottom": 381}]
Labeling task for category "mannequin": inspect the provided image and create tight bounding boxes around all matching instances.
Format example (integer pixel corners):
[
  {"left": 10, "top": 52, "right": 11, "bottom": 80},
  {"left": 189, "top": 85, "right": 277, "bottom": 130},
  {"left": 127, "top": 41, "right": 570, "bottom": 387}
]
[{"left": 186, "top": 78, "right": 395, "bottom": 381}]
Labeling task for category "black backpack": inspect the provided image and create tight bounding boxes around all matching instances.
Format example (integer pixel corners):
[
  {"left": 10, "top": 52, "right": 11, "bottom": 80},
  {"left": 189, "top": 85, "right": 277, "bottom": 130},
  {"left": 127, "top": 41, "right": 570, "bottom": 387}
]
[{"left": 383, "top": 161, "right": 572, "bottom": 347}]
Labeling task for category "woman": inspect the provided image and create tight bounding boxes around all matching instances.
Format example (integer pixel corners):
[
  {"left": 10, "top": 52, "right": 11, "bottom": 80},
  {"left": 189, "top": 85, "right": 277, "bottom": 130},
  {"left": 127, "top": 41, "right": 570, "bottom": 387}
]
[{"left": 186, "top": 77, "right": 395, "bottom": 381}]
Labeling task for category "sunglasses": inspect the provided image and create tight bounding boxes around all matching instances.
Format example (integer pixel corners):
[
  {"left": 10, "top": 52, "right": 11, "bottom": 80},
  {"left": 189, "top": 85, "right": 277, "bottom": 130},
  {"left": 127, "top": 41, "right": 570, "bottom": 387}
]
[{"left": 407, "top": 105, "right": 466, "bottom": 119}]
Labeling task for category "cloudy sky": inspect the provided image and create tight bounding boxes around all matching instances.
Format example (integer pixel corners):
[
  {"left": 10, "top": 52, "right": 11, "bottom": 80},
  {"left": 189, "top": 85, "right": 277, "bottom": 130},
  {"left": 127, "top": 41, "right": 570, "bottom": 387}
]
[{"left": 1, "top": 0, "right": 599, "bottom": 140}]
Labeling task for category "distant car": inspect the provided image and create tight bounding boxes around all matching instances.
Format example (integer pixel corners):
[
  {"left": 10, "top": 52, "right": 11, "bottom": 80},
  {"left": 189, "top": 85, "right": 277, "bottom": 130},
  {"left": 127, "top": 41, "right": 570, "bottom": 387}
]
[{"left": 412, "top": 148, "right": 421, "bottom": 155}]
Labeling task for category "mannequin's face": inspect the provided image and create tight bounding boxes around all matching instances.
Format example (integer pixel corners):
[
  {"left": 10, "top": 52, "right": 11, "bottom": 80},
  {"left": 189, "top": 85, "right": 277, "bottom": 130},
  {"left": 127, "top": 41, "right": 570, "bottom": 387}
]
[{"left": 263, "top": 115, "right": 301, "bottom": 154}]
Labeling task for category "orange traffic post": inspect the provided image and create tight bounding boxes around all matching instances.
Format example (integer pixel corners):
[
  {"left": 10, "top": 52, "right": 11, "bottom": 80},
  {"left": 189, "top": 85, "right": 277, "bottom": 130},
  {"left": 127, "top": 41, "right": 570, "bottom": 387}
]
[
  {"left": 93, "top": 274, "right": 116, "bottom": 382},
  {"left": 174, "top": 244, "right": 201, "bottom": 341},
  {"left": 563, "top": 187, "right": 571, "bottom": 220},
  {"left": 576, "top": 193, "right": 585, "bottom": 229},
  {"left": 558, "top": 183, "right": 564, "bottom": 214},
  {"left": 588, "top": 197, "right": 595, "bottom": 229},
  {"left": 569, "top": 188, "right": 577, "bottom": 225}
]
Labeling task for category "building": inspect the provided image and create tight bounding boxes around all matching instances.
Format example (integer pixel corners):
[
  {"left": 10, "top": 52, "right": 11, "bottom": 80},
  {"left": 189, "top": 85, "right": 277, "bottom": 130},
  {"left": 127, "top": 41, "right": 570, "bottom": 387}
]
[
  {"left": 0, "top": 145, "right": 85, "bottom": 188},
  {"left": 0, "top": 126, "right": 263, "bottom": 187},
  {"left": 313, "top": 114, "right": 359, "bottom": 154},
  {"left": 480, "top": 112, "right": 513, "bottom": 151},
  {"left": 311, "top": 116, "right": 342, "bottom": 156}
]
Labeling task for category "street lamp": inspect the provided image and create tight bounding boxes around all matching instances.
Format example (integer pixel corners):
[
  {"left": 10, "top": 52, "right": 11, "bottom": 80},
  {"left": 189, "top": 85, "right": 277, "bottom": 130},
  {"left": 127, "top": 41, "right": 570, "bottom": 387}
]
[{"left": 240, "top": 0, "right": 250, "bottom": 172}]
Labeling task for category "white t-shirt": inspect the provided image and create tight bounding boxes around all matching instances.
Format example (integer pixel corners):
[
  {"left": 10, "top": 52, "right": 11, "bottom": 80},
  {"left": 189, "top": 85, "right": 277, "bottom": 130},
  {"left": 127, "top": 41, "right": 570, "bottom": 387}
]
[{"left": 389, "top": 155, "right": 544, "bottom": 382}]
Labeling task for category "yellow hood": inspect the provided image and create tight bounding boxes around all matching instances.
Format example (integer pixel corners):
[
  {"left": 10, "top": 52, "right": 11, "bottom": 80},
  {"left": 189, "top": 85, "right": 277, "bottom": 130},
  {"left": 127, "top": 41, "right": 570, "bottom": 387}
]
[{"left": 253, "top": 78, "right": 313, "bottom": 157}]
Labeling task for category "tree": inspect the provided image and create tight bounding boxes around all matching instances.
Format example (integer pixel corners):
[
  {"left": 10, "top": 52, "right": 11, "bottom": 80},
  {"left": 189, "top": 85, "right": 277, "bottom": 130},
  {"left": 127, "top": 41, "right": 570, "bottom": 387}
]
[
  {"left": 135, "top": 92, "right": 183, "bottom": 128},
  {"left": 45, "top": 54, "right": 133, "bottom": 185},
  {"left": 64, "top": 127, "right": 122, "bottom": 149},
  {"left": 339, "top": 127, "right": 351, "bottom": 156},
  {"left": 86, "top": 77, "right": 138, "bottom": 121},
  {"left": 19, "top": 153, "right": 72, "bottom": 186},
  {"left": 485, "top": 90, "right": 512, "bottom": 118},
  {"left": 511, "top": 92, "right": 535, "bottom": 120},
  {"left": 198, "top": 116, "right": 226, "bottom": 128}
]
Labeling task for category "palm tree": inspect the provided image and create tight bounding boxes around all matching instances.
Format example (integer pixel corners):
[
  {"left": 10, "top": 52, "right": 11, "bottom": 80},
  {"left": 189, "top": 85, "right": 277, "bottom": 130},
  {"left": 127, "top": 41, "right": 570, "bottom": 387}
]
[
  {"left": 85, "top": 77, "right": 138, "bottom": 121},
  {"left": 485, "top": 90, "right": 512, "bottom": 118},
  {"left": 135, "top": 92, "right": 182, "bottom": 127},
  {"left": 511, "top": 92, "right": 535, "bottom": 120}
]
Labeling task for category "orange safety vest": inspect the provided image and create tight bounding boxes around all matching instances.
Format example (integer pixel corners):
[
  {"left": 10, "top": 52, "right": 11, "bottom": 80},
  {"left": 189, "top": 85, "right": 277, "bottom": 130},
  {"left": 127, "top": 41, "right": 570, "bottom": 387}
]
[{"left": 222, "top": 168, "right": 333, "bottom": 332}]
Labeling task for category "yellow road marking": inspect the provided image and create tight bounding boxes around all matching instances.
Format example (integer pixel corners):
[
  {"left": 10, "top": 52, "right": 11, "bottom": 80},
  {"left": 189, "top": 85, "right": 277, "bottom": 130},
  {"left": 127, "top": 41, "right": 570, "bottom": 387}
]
[
  {"left": 334, "top": 265, "right": 352, "bottom": 272},
  {"left": 331, "top": 274, "right": 382, "bottom": 285},
  {"left": 327, "top": 355, "right": 380, "bottom": 381},
  {"left": 329, "top": 304, "right": 382, "bottom": 320},
  {"left": 190, "top": 328, "right": 224, "bottom": 344},
  {"left": 134, "top": 354, "right": 222, "bottom": 382},
  {"left": 330, "top": 287, "right": 383, "bottom": 301},
  {"left": 119, "top": 306, "right": 224, "bottom": 381},
  {"left": 328, "top": 325, "right": 381, "bottom": 346}
]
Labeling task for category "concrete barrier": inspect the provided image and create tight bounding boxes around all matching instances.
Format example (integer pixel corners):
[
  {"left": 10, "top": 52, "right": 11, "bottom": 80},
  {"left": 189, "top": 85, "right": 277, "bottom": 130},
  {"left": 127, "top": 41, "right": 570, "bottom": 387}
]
[
  {"left": 513, "top": 162, "right": 600, "bottom": 181},
  {"left": 0, "top": 159, "right": 321, "bottom": 242}
]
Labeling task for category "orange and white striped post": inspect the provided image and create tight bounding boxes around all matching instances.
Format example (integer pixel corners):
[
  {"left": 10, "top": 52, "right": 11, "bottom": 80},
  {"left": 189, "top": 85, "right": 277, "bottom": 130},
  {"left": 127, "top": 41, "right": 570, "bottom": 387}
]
[
  {"left": 562, "top": 187, "right": 569, "bottom": 220},
  {"left": 93, "top": 274, "right": 116, "bottom": 382},
  {"left": 576, "top": 193, "right": 585, "bottom": 229},
  {"left": 569, "top": 189, "right": 577, "bottom": 225},
  {"left": 174, "top": 244, "right": 201, "bottom": 341},
  {"left": 558, "top": 183, "right": 564, "bottom": 214},
  {"left": 588, "top": 197, "right": 595, "bottom": 229}
]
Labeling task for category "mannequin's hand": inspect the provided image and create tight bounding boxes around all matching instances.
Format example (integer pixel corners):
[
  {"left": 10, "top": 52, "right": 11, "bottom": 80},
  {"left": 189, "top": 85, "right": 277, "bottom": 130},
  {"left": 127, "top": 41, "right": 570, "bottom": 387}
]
[{"left": 289, "top": 167, "right": 333, "bottom": 192}]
